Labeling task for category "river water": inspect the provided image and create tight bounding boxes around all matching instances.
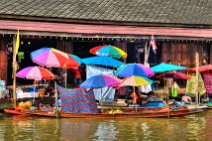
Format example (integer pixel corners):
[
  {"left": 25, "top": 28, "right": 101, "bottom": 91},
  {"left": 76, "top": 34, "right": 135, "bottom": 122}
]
[{"left": 0, "top": 110, "right": 212, "bottom": 141}]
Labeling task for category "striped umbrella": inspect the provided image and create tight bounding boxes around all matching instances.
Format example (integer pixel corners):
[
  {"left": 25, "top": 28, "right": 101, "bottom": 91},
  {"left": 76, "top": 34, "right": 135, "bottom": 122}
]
[
  {"left": 90, "top": 45, "right": 127, "bottom": 59},
  {"left": 31, "top": 47, "right": 79, "bottom": 69},
  {"left": 16, "top": 66, "right": 55, "bottom": 81}
]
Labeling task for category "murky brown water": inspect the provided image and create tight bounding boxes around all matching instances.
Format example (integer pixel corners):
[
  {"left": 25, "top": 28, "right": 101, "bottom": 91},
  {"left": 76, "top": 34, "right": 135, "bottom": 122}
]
[{"left": 0, "top": 110, "right": 212, "bottom": 141}]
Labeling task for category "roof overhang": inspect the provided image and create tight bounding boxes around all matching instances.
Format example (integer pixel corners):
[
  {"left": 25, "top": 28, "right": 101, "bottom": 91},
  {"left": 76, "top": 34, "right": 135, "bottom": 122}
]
[{"left": 0, "top": 20, "right": 212, "bottom": 40}]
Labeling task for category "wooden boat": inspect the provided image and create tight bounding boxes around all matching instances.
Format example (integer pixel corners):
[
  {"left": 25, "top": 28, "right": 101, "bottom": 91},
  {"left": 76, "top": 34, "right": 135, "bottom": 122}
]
[
  {"left": 4, "top": 109, "right": 30, "bottom": 116},
  {"left": 22, "top": 108, "right": 203, "bottom": 118}
]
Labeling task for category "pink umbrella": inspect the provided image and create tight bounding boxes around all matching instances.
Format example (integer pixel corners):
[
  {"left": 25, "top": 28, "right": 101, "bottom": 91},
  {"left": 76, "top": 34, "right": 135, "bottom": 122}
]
[
  {"left": 16, "top": 66, "right": 55, "bottom": 81},
  {"left": 157, "top": 71, "right": 190, "bottom": 80},
  {"left": 188, "top": 64, "right": 212, "bottom": 73}
]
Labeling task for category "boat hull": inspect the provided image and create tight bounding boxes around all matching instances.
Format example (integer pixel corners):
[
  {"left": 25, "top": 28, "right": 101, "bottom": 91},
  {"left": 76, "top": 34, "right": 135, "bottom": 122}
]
[
  {"left": 4, "top": 109, "right": 30, "bottom": 116},
  {"left": 23, "top": 109, "right": 203, "bottom": 118}
]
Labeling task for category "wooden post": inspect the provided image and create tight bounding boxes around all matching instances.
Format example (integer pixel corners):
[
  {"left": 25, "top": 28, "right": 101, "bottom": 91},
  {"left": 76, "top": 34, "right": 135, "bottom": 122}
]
[
  {"left": 12, "top": 35, "right": 17, "bottom": 106},
  {"left": 54, "top": 81, "right": 59, "bottom": 118},
  {"left": 144, "top": 40, "right": 150, "bottom": 67},
  {"left": 195, "top": 52, "right": 199, "bottom": 104}
]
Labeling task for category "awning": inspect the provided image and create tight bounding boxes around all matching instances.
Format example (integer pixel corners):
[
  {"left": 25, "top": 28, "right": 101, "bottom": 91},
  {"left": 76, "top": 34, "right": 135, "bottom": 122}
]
[{"left": 0, "top": 20, "right": 212, "bottom": 39}]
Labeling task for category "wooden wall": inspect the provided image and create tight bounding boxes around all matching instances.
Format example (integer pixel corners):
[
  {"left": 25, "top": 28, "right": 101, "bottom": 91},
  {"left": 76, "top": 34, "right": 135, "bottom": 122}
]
[
  {"left": 0, "top": 39, "right": 8, "bottom": 82},
  {"left": 162, "top": 42, "right": 210, "bottom": 67},
  {"left": 56, "top": 40, "right": 73, "bottom": 53}
]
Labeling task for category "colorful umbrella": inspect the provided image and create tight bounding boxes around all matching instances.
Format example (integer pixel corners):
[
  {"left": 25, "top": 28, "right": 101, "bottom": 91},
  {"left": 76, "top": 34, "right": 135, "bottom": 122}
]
[
  {"left": 90, "top": 45, "right": 127, "bottom": 59},
  {"left": 31, "top": 47, "right": 78, "bottom": 68},
  {"left": 119, "top": 75, "right": 153, "bottom": 106},
  {"left": 151, "top": 63, "right": 187, "bottom": 73},
  {"left": 82, "top": 56, "right": 123, "bottom": 68},
  {"left": 188, "top": 64, "right": 212, "bottom": 73},
  {"left": 80, "top": 74, "right": 121, "bottom": 88},
  {"left": 119, "top": 75, "right": 153, "bottom": 87},
  {"left": 157, "top": 71, "right": 190, "bottom": 80},
  {"left": 116, "top": 63, "right": 154, "bottom": 77},
  {"left": 61, "top": 54, "right": 81, "bottom": 69},
  {"left": 69, "top": 54, "right": 82, "bottom": 65},
  {"left": 16, "top": 66, "right": 55, "bottom": 81}
]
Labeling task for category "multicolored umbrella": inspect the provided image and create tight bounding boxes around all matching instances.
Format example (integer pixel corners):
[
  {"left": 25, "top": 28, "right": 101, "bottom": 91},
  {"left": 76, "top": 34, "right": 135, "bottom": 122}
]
[
  {"left": 116, "top": 63, "right": 154, "bottom": 77},
  {"left": 82, "top": 56, "right": 123, "bottom": 68},
  {"left": 119, "top": 75, "right": 153, "bottom": 106},
  {"left": 31, "top": 47, "right": 79, "bottom": 69},
  {"left": 119, "top": 75, "right": 153, "bottom": 87},
  {"left": 69, "top": 54, "right": 82, "bottom": 65},
  {"left": 90, "top": 45, "right": 127, "bottom": 59},
  {"left": 151, "top": 63, "right": 187, "bottom": 73},
  {"left": 80, "top": 74, "right": 121, "bottom": 88},
  {"left": 157, "top": 71, "right": 190, "bottom": 80},
  {"left": 16, "top": 66, "right": 55, "bottom": 81},
  {"left": 61, "top": 54, "right": 81, "bottom": 69}
]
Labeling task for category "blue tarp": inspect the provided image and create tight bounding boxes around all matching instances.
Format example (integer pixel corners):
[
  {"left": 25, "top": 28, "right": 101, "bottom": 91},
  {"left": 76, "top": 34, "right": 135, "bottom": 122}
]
[{"left": 142, "top": 101, "right": 165, "bottom": 107}]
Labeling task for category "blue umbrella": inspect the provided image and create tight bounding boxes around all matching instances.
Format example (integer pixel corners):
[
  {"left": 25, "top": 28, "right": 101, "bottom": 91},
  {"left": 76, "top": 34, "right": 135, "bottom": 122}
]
[
  {"left": 80, "top": 74, "right": 121, "bottom": 88},
  {"left": 115, "top": 63, "right": 154, "bottom": 77},
  {"left": 151, "top": 63, "right": 187, "bottom": 73},
  {"left": 82, "top": 56, "right": 123, "bottom": 68}
]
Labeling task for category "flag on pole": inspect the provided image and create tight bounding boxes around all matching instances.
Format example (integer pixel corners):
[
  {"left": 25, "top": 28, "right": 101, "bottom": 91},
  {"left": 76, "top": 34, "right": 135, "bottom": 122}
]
[
  {"left": 150, "top": 35, "right": 157, "bottom": 54},
  {"left": 15, "top": 30, "right": 20, "bottom": 55}
]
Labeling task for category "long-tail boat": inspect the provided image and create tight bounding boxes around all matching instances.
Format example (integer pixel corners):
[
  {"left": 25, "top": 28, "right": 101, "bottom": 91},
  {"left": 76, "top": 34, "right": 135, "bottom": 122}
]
[{"left": 21, "top": 108, "right": 203, "bottom": 118}]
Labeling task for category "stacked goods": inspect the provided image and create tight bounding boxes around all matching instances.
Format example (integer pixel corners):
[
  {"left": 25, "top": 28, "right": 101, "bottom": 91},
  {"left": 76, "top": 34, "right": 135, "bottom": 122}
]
[
  {"left": 18, "top": 101, "right": 32, "bottom": 109},
  {"left": 18, "top": 102, "right": 25, "bottom": 109},
  {"left": 108, "top": 109, "right": 123, "bottom": 114}
]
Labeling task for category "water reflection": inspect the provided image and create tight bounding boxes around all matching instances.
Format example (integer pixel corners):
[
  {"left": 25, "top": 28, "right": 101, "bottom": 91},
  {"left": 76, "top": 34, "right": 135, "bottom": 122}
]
[
  {"left": 60, "top": 119, "right": 98, "bottom": 140},
  {"left": 94, "top": 120, "right": 118, "bottom": 141},
  {"left": 0, "top": 111, "right": 211, "bottom": 141}
]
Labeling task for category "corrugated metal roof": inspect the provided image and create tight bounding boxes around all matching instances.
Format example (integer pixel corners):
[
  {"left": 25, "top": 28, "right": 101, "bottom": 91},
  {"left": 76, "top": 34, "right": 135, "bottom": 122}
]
[{"left": 0, "top": 0, "right": 211, "bottom": 26}]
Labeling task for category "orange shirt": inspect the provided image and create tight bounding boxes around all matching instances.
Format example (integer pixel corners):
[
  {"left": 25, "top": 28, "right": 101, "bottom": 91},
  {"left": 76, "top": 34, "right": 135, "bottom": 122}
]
[
  {"left": 130, "top": 92, "right": 142, "bottom": 104},
  {"left": 74, "top": 70, "right": 81, "bottom": 78}
]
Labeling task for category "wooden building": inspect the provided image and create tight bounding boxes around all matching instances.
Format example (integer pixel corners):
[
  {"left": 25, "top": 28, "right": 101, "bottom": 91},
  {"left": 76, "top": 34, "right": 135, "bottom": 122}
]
[{"left": 0, "top": 0, "right": 212, "bottom": 84}]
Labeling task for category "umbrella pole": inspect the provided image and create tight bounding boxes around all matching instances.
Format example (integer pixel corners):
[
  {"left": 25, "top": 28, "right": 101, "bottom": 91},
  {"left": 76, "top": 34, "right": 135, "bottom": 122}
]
[
  {"left": 54, "top": 81, "right": 59, "bottom": 118},
  {"left": 195, "top": 52, "right": 199, "bottom": 104},
  {"left": 64, "top": 68, "right": 67, "bottom": 88},
  {"left": 133, "top": 87, "right": 137, "bottom": 112},
  {"left": 101, "top": 88, "right": 103, "bottom": 113}
]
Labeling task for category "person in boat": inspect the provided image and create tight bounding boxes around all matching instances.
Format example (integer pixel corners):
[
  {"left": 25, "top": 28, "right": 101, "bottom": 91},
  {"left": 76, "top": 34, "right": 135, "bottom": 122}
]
[
  {"left": 182, "top": 95, "right": 192, "bottom": 104},
  {"left": 171, "top": 81, "right": 179, "bottom": 99},
  {"left": 39, "top": 104, "right": 52, "bottom": 112},
  {"left": 73, "top": 68, "right": 82, "bottom": 85},
  {"left": 129, "top": 88, "right": 142, "bottom": 105}
]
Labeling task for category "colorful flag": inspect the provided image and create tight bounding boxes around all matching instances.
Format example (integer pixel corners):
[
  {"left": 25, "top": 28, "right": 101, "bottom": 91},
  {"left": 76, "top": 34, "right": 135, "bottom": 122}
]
[
  {"left": 15, "top": 30, "right": 20, "bottom": 55},
  {"left": 150, "top": 35, "right": 157, "bottom": 54}
]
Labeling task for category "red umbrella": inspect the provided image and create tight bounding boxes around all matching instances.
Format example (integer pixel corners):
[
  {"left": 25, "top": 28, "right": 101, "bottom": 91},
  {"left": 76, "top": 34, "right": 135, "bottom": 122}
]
[
  {"left": 188, "top": 64, "right": 212, "bottom": 73},
  {"left": 157, "top": 71, "right": 190, "bottom": 80}
]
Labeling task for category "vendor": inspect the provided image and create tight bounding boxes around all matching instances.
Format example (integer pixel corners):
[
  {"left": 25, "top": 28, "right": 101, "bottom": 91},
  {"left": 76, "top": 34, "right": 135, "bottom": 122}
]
[
  {"left": 73, "top": 68, "right": 82, "bottom": 84},
  {"left": 129, "top": 88, "right": 142, "bottom": 105}
]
